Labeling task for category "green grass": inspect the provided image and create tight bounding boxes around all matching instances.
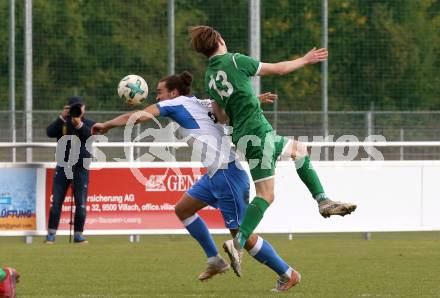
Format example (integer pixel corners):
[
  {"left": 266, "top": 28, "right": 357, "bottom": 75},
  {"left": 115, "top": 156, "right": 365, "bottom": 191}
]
[{"left": 1, "top": 232, "right": 440, "bottom": 297}]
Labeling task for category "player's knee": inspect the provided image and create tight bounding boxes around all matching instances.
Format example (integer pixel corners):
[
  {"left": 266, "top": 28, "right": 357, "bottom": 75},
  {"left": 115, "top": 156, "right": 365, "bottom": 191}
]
[
  {"left": 174, "top": 203, "right": 184, "bottom": 219},
  {"left": 256, "top": 192, "right": 274, "bottom": 204},
  {"left": 291, "top": 140, "right": 308, "bottom": 159},
  {"left": 266, "top": 193, "right": 275, "bottom": 203},
  {"left": 174, "top": 202, "right": 192, "bottom": 220}
]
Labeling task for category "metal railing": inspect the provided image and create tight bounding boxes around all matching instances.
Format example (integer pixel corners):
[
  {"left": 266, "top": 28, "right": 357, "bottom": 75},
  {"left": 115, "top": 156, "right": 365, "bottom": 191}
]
[
  {"left": 1, "top": 141, "right": 440, "bottom": 163},
  {"left": 1, "top": 109, "right": 440, "bottom": 161}
]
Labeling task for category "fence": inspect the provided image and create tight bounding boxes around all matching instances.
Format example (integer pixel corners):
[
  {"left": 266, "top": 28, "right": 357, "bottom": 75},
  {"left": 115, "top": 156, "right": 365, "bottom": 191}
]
[
  {"left": 1, "top": 110, "right": 440, "bottom": 162},
  {"left": 1, "top": 1, "right": 439, "bottom": 161},
  {"left": 1, "top": 2, "right": 440, "bottom": 119}
]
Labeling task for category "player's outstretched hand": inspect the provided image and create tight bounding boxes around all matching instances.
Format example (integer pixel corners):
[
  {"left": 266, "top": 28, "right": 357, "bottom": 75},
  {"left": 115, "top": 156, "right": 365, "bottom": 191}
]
[
  {"left": 258, "top": 92, "right": 278, "bottom": 104},
  {"left": 303, "top": 47, "right": 328, "bottom": 64},
  {"left": 91, "top": 123, "right": 108, "bottom": 135}
]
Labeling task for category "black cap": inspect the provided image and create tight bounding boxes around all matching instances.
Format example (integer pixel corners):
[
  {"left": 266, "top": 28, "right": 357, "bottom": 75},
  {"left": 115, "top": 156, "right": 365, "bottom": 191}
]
[{"left": 68, "top": 96, "right": 84, "bottom": 106}]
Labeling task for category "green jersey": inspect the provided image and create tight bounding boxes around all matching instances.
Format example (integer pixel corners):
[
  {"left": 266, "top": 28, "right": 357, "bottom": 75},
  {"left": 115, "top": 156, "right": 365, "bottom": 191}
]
[{"left": 205, "top": 52, "right": 273, "bottom": 144}]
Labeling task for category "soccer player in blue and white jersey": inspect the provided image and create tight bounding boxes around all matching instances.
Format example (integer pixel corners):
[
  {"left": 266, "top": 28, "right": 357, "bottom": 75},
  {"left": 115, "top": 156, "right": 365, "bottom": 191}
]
[{"left": 92, "top": 71, "right": 298, "bottom": 291}]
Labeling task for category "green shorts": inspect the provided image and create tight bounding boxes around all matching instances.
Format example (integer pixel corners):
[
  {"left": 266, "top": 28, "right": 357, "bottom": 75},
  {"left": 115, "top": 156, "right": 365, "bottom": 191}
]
[{"left": 237, "top": 131, "right": 290, "bottom": 182}]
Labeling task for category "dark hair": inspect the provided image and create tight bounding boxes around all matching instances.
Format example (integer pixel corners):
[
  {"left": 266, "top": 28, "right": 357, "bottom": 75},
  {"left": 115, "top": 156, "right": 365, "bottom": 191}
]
[
  {"left": 188, "top": 25, "right": 222, "bottom": 57},
  {"left": 160, "top": 71, "right": 193, "bottom": 96}
]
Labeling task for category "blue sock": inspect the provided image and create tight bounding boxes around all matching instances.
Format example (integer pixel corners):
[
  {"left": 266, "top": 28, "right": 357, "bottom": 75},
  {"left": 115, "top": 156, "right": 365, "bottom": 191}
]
[
  {"left": 249, "top": 236, "right": 290, "bottom": 276},
  {"left": 182, "top": 214, "right": 218, "bottom": 258}
]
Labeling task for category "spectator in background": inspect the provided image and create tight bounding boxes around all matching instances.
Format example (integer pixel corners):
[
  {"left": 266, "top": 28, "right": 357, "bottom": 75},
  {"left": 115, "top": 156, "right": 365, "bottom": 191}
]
[{"left": 45, "top": 96, "right": 95, "bottom": 244}]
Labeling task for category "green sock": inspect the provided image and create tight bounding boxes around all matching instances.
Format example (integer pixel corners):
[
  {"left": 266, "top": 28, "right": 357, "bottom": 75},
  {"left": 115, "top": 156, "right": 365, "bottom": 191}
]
[
  {"left": 295, "top": 156, "right": 326, "bottom": 201},
  {"left": 0, "top": 268, "right": 6, "bottom": 282},
  {"left": 236, "top": 197, "right": 270, "bottom": 248}
]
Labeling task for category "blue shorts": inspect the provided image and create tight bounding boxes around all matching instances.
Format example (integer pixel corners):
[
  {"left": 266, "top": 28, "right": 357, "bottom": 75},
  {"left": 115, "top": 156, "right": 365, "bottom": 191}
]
[{"left": 186, "top": 162, "right": 250, "bottom": 229}]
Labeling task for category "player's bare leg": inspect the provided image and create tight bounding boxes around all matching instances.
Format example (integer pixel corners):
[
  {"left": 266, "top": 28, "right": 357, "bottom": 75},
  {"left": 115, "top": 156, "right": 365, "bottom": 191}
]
[
  {"left": 290, "top": 140, "right": 357, "bottom": 218},
  {"left": 224, "top": 229, "right": 258, "bottom": 277},
  {"left": 226, "top": 229, "right": 301, "bottom": 292},
  {"left": 175, "top": 194, "right": 230, "bottom": 281},
  {"left": 225, "top": 178, "right": 275, "bottom": 275}
]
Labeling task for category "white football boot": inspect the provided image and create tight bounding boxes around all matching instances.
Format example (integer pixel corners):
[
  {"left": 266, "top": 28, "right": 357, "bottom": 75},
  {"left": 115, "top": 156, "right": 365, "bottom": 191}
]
[
  {"left": 222, "top": 238, "right": 243, "bottom": 277},
  {"left": 198, "top": 256, "right": 230, "bottom": 281},
  {"left": 319, "top": 199, "right": 357, "bottom": 218}
]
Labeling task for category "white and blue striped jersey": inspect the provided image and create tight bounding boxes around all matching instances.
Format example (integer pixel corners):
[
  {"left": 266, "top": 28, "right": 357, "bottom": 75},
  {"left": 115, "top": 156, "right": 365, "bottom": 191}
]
[{"left": 156, "top": 96, "right": 238, "bottom": 177}]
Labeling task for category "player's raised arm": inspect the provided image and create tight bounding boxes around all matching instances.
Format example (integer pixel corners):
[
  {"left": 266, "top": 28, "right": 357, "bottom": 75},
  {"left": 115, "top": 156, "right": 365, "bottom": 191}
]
[
  {"left": 258, "top": 47, "right": 328, "bottom": 76},
  {"left": 91, "top": 104, "right": 160, "bottom": 135}
]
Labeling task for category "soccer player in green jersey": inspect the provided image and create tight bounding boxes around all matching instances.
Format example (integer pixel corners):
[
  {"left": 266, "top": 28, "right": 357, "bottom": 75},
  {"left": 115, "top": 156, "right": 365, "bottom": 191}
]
[{"left": 189, "top": 25, "right": 357, "bottom": 285}]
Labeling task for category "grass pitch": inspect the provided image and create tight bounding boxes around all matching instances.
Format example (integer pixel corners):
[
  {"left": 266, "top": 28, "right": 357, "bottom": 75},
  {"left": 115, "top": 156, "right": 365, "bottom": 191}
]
[{"left": 1, "top": 232, "right": 440, "bottom": 297}]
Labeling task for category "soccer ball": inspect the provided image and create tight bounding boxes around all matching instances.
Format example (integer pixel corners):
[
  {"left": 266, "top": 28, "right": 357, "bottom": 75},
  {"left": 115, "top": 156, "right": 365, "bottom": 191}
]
[{"left": 117, "top": 74, "right": 148, "bottom": 105}]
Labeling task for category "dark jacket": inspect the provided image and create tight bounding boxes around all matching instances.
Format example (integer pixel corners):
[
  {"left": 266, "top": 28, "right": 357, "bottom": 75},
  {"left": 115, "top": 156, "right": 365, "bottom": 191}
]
[{"left": 46, "top": 116, "right": 96, "bottom": 165}]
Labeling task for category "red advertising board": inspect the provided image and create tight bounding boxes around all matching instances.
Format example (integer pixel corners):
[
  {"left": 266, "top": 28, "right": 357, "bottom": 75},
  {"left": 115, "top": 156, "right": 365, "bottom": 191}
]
[{"left": 45, "top": 167, "right": 225, "bottom": 231}]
